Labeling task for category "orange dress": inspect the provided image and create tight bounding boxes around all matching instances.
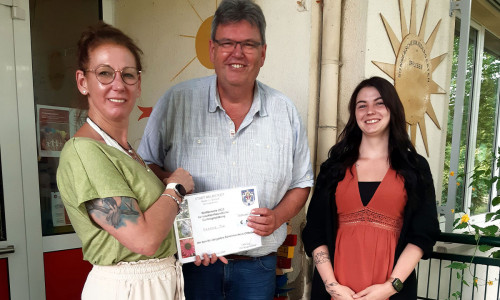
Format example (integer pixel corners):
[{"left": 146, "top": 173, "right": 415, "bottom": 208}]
[{"left": 334, "top": 166, "right": 407, "bottom": 295}]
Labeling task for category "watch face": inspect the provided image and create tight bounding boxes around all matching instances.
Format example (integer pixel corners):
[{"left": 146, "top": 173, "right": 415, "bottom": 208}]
[
  {"left": 392, "top": 278, "right": 403, "bottom": 292},
  {"left": 176, "top": 184, "right": 187, "bottom": 196}
]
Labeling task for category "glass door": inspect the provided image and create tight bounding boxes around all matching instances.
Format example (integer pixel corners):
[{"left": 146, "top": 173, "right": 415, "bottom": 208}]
[
  {"left": 29, "top": 0, "right": 100, "bottom": 245},
  {"left": 29, "top": 1, "right": 101, "bottom": 297}
]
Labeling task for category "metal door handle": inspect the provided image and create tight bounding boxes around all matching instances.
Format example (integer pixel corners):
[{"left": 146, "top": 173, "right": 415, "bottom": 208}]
[{"left": 0, "top": 245, "right": 14, "bottom": 254}]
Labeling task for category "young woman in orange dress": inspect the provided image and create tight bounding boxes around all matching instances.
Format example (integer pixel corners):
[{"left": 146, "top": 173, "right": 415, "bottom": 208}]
[{"left": 302, "top": 76, "right": 440, "bottom": 300}]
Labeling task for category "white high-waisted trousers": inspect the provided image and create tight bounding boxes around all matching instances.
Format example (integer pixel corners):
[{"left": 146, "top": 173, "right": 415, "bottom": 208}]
[{"left": 81, "top": 256, "right": 184, "bottom": 300}]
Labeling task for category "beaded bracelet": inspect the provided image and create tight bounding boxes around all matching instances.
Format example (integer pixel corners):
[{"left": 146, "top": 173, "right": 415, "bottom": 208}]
[{"left": 162, "top": 193, "right": 181, "bottom": 214}]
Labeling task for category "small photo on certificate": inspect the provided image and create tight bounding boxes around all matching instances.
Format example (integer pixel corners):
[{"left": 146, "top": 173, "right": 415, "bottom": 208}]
[
  {"left": 179, "top": 238, "right": 196, "bottom": 259},
  {"left": 178, "top": 200, "right": 190, "bottom": 219},
  {"left": 173, "top": 186, "right": 262, "bottom": 263},
  {"left": 176, "top": 219, "right": 193, "bottom": 239}
]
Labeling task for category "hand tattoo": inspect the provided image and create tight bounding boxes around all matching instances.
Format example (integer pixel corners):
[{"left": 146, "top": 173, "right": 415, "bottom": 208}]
[
  {"left": 323, "top": 280, "right": 341, "bottom": 297},
  {"left": 86, "top": 197, "right": 139, "bottom": 228},
  {"left": 313, "top": 250, "right": 330, "bottom": 265}
]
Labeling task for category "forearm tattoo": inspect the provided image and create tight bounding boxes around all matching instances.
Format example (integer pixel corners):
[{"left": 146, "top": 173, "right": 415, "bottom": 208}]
[
  {"left": 323, "top": 280, "right": 341, "bottom": 297},
  {"left": 86, "top": 197, "right": 139, "bottom": 229},
  {"left": 313, "top": 250, "right": 331, "bottom": 265}
]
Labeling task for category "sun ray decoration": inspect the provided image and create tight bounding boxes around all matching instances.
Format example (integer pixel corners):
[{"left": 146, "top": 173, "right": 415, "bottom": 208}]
[
  {"left": 170, "top": 0, "right": 217, "bottom": 81},
  {"left": 139, "top": 1, "right": 217, "bottom": 120},
  {"left": 372, "top": 0, "right": 447, "bottom": 156}
]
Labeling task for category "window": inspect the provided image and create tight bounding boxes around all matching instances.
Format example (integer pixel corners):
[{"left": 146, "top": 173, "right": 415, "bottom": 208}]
[
  {"left": 30, "top": 0, "right": 101, "bottom": 236},
  {"left": 442, "top": 18, "right": 500, "bottom": 221}
]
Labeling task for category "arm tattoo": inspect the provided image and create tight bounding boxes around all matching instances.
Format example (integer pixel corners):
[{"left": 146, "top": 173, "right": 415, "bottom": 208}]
[
  {"left": 313, "top": 250, "right": 331, "bottom": 265},
  {"left": 86, "top": 196, "right": 139, "bottom": 229}
]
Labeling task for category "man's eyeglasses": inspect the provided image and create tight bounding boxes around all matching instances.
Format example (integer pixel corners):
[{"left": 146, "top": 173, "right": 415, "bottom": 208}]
[
  {"left": 85, "top": 65, "right": 141, "bottom": 85},
  {"left": 213, "top": 39, "right": 262, "bottom": 54}
]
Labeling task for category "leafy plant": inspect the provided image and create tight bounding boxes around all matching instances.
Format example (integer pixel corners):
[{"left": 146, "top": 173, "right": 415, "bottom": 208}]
[{"left": 445, "top": 147, "right": 500, "bottom": 299}]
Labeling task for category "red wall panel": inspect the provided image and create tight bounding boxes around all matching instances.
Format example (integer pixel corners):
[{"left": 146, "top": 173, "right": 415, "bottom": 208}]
[
  {"left": 0, "top": 258, "right": 10, "bottom": 300},
  {"left": 44, "top": 248, "right": 91, "bottom": 300}
]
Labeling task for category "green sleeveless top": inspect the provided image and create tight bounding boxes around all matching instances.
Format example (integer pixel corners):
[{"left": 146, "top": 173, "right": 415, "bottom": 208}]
[{"left": 57, "top": 137, "right": 176, "bottom": 265}]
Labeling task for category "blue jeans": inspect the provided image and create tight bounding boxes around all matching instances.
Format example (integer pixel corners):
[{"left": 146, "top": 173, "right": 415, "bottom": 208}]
[{"left": 182, "top": 255, "right": 277, "bottom": 300}]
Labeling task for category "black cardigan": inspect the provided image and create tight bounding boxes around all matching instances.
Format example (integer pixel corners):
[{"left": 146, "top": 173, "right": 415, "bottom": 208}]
[{"left": 302, "top": 154, "right": 440, "bottom": 300}]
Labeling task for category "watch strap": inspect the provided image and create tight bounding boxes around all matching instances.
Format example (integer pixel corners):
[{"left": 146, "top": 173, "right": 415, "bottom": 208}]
[
  {"left": 390, "top": 278, "right": 403, "bottom": 293},
  {"left": 166, "top": 183, "right": 185, "bottom": 199}
]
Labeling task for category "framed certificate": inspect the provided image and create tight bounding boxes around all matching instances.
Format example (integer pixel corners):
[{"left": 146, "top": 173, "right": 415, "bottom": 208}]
[{"left": 173, "top": 186, "right": 262, "bottom": 263}]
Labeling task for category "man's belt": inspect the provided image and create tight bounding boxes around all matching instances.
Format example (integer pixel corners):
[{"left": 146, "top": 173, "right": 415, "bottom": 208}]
[{"left": 225, "top": 252, "right": 277, "bottom": 260}]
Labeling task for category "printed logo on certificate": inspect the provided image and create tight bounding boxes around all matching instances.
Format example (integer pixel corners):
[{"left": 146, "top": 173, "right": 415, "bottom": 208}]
[
  {"left": 173, "top": 186, "right": 262, "bottom": 263},
  {"left": 241, "top": 189, "right": 255, "bottom": 206}
]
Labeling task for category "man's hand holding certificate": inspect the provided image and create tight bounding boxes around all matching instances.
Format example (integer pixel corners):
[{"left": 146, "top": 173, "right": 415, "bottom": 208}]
[{"left": 173, "top": 186, "right": 262, "bottom": 263}]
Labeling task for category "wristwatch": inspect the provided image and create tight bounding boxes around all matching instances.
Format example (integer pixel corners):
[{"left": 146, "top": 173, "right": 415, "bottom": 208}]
[
  {"left": 166, "top": 183, "right": 187, "bottom": 199},
  {"left": 391, "top": 278, "right": 403, "bottom": 293}
]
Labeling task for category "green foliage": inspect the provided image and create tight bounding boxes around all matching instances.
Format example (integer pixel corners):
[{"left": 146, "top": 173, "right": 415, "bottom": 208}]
[
  {"left": 446, "top": 262, "right": 468, "bottom": 270},
  {"left": 451, "top": 291, "right": 462, "bottom": 300},
  {"left": 481, "top": 225, "right": 498, "bottom": 236},
  {"left": 478, "top": 245, "right": 493, "bottom": 252},
  {"left": 492, "top": 196, "right": 500, "bottom": 207},
  {"left": 446, "top": 147, "right": 500, "bottom": 299}
]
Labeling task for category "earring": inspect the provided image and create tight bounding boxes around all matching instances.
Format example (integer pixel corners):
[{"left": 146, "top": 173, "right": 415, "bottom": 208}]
[{"left": 82, "top": 90, "right": 87, "bottom": 95}]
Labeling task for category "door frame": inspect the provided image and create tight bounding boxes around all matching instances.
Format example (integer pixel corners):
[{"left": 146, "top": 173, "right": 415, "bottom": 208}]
[
  {"left": 0, "top": 0, "right": 44, "bottom": 298},
  {"left": 11, "top": 0, "right": 46, "bottom": 298},
  {"left": 0, "top": 2, "right": 29, "bottom": 297}
]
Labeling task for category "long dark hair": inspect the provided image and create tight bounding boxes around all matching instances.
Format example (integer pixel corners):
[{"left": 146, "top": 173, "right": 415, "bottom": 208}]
[{"left": 322, "top": 76, "right": 420, "bottom": 207}]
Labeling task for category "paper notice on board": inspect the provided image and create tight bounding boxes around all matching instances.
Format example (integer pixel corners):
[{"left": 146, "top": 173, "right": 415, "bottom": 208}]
[
  {"left": 36, "top": 105, "right": 86, "bottom": 158},
  {"left": 51, "top": 192, "right": 71, "bottom": 227}
]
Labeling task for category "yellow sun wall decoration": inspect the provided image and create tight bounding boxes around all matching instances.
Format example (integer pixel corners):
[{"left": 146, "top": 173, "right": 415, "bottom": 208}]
[{"left": 372, "top": 0, "right": 447, "bottom": 156}]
